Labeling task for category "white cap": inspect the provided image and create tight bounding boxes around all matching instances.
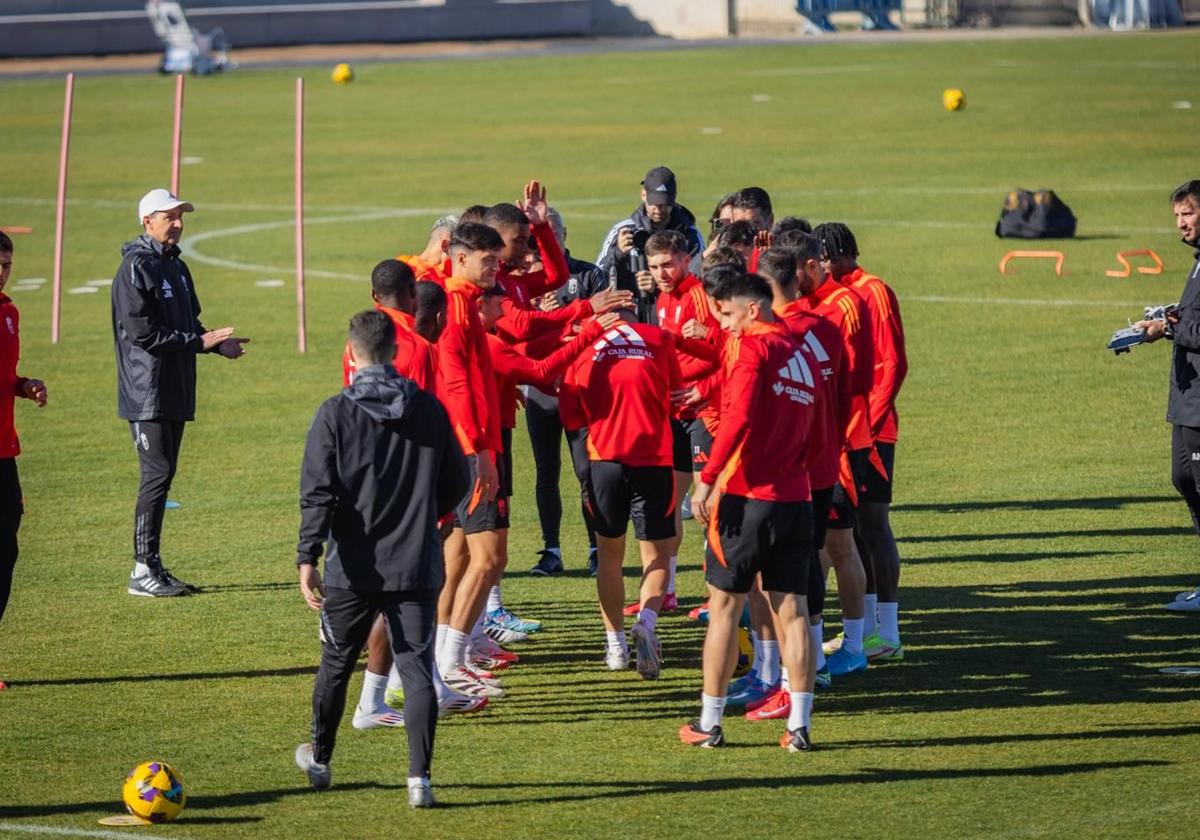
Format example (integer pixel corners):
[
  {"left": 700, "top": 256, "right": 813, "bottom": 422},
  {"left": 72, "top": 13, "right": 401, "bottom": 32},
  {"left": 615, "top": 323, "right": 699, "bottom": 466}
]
[{"left": 137, "top": 188, "right": 194, "bottom": 222}]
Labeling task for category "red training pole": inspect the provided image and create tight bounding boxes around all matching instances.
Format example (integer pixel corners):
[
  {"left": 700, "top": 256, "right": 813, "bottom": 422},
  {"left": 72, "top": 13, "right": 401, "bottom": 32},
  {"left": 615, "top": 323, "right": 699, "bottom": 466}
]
[
  {"left": 170, "top": 74, "right": 185, "bottom": 195},
  {"left": 294, "top": 77, "right": 307, "bottom": 354},
  {"left": 51, "top": 72, "right": 75, "bottom": 345}
]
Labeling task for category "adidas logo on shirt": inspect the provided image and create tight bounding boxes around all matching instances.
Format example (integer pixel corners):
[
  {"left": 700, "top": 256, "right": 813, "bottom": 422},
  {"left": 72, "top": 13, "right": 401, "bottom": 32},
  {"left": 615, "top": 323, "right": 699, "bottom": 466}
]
[
  {"left": 160, "top": 278, "right": 174, "bottom": 299},
  {"left": 593, "top": 324, "right": 651, "bottom": 360},
  {"left": 774, "top": 350, "right": 815, "bottom": 405}
]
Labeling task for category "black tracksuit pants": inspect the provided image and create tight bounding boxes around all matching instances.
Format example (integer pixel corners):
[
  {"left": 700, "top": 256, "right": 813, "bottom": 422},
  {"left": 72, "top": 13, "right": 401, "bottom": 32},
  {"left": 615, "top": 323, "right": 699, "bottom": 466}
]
[
  {"left": 130, "top": 420, "right": 185, "bottom": 565},
  {"left": 1171, "top": 424, "right": 1200, "bottom": 538},
  {"left": 312, "top": 586, "right": 437, "bottom": 777},
  {"left": 526, "top": 396, "right": 564, "bottom": 550},
  {"left": 0, "top": 458, "right": 22, "bottom": 624}
]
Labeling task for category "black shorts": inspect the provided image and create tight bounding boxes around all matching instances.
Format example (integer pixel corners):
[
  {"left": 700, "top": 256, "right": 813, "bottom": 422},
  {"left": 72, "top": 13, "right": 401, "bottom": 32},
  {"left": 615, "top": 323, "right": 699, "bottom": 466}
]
[
  {"left": 811, "top": 485, "right": 834, "bottom": 551},
  {"left": 500, "top": 428, "right": 514, "bottom": 500},
  {"left": 705, "top": 495, "right": 813, "bottom": 595},
  {"left": 453, "top": 452, "right": 510, "bottom": 535},
  {"left": 859, "top": 442, "right": 894, "bottom": 504},
  {"left": 671, "top": 417, "right": 714, "bottom": 474},
  {"left": 827, "top": 448, "right": 871, "bottom": 531},
  {"left": 586, "top": 461, "right": 676, "bottom": 542}
]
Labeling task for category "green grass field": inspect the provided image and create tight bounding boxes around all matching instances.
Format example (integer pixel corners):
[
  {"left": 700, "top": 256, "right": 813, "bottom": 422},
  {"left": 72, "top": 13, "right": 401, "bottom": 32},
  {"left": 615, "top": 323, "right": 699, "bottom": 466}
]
[{"left": 1, "top": 29, "right": 1199, "bottom": 838}]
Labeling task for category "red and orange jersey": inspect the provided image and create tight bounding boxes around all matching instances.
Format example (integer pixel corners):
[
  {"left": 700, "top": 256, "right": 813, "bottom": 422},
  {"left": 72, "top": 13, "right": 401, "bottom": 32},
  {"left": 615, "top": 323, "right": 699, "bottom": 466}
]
[
  {"left": 0, "top": 294, "right": 22, "bottom": 458},
  {"left": 776, "top": 301, "right": 849, "bottom": 491},
  {"left": 700, "top": 320, "right": 817, "bottom": 502},
  {"left": 398, "top": 254, "right": 449, "bottom": 288},
  {"left": 436, "top": 278, "right": 501, "bottom": 456},
  {"left": 342, "top": 306, "right": 437, "bottom": 393},
  {"left": 496, "top": 221, "right": 570, "bottom": 307},
  {"left": 487, "top": 321, "right": 602, "bottom": 430},
  {"left": 840, "top": 266, "right": 907, "bottom": 444},
  {"left": 559, "top": 321, "right": 681, "bottom": 468},
  {"left": 656, "top": 274, "right": 721, "bottom": 423},
  {"left": 797, "top": 277, "right": 874, "bottom": 451}
]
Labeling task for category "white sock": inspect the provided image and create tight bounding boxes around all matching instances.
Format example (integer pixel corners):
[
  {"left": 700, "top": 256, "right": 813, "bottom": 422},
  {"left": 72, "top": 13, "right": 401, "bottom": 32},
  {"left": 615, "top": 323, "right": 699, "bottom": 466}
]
[
  {"left": 387, "top": 661, "right": 403, "bottom": 694},
  {"left": 878, "top": 601, "right": 900, "bottom": 644},
  {"left": 759, "top": 640, "right": 781, "bottom": 686},
  {"left": 487, "top": 585, "right": 503, "bottom": 614},
  {"left": 667, "top": 555, "right": 677, "bottom": 595},
  {"left": 863, "top": 593, "right": 878, "bottom": 637},
  {"left": 134, "top": 562, "right": 151, "bottom": 577},
  {"left": 780, "top": 666, "right": 791, "bottom": 691},
  {"left": 636, "top": 607, "right": 658, "bottom": 633},
  {"left": 842, "top": 618, "right": 864, "bottom": 656},
  {"left": 407, "top": 776, "right": 430, "bottom": 789},
  {"left": 750, "top": 631, "right": 763, "bottom": 678},
  {"left": 435, "top": 624, "right": 449, "bottom": 665},
  {"left": 440, "top": 628, "right": 470, "bottom": 674},
  {"left": 359, "top": 669, "right": 388, "bottom": 713},
  {"left": 432, "top": 667, "right": 450, "bottom": 703},
  {"left": 606, "top": 630, "right": 628, "bottom": 657},
  {"left": 787, "top": 691, "right": 814, "bottom": 731},
  {"left": 811, "top": 620, "right": 826, "bottom": 671},
  {"left": 699, "top": 692, "right": 726, "bottom": 731}
]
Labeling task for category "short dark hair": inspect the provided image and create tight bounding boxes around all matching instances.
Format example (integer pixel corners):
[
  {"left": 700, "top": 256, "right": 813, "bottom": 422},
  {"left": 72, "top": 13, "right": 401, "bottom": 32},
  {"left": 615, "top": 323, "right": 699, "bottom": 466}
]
[
  {"left": 772, "top": 216, "right": 812, "bottom": 237},
  {"left": 774, "top": 229, "right": 822, "bottom": 265},
  {"left": 756, "top": 248, "right": 797, "bottom": 290},
  {"left": 0, "top": 231, "right": 12, "bottom": 253},
  {"left": 716, "top": 220, "right": 756, "bottom": 249},
  {"left": 732, "top": 187, "right": 773, "bottom": 226},
  {"left": 644, "top": 229, "right": 690, "bottom": 258},
  {"left": 813, "top": 222, "right": 859, "bottom": 260},
  {"left": 483, "top": 203, "right": 529, "bottom": 229},
  {"left": 713, "top": 272, "right": 773, "bottom": 309},
  {"left": 701, "top": 246, "right": 746, "bottom": 277},
  {"left": 348, "top": 309, "right": 396, "bottom": 366},
  {"left": 1171, "top": 181, "right": 1200, "bottom": 205},
  {"left": 459, "top": 204, "right": 489, "bottom": 225},
  {"left": 700, "top": 263, "right": 745, "bottom": 299},
  {"left": 371, "top": 259, "right": 416, "bottom": 303},
  {"left": 416, "top": 279, "right": 447, "bottom": 317},
  {"left": 449, "top": 222, "right": 504, "bottom": 254},
  {"left": 480, "top": 285, "right": 506, "bottom": 300}
]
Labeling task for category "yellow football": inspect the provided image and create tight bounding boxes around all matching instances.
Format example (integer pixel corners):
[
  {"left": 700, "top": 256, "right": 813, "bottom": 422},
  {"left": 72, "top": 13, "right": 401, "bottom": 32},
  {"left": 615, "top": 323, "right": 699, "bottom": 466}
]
[
  {"left": 122, "top": 761, "right": 186, "bottom": 824},
  {"left": 332, "top": 63, "right": 354, "bottom": 85},
  {"left": 943, "top": 88, "right": 965, "bottom": 111}
]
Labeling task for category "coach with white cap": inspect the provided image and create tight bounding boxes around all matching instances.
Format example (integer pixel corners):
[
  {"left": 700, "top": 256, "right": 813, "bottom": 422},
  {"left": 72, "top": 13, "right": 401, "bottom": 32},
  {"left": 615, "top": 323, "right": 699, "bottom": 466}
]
[{"left": 111, "top": 188, "right": 249, "bottom": 597}]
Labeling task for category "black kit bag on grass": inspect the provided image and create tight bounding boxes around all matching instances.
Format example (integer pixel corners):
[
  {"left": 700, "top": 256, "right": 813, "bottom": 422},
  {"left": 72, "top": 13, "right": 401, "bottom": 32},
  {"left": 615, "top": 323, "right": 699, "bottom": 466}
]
[{"left": 995, "top": 189, "right": 1077, "bottom": 239}]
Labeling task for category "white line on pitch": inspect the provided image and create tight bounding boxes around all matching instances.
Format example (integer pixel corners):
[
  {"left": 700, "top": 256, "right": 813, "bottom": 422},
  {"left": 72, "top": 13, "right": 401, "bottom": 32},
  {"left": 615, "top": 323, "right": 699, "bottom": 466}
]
[
  {"left": 0, "top": 823, "right": 188, "bottom": 840},
  {"left": 904, "top": 295, "right": 1134, "bottom": 308}
]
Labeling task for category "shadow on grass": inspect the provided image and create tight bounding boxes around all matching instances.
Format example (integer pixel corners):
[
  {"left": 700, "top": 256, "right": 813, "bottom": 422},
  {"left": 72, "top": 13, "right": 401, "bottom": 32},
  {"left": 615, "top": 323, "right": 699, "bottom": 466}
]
[
  {"left": 893, "top": 495, "right": 1179, "bottom": 514},
  {"left": 11, "top": 665, "right": 317, "bottom": 689},
  {"left": 432, "top": 760, "right": 1171, "bottom": 807},
  {"left": 907, "top": 550, "right": 1134, "bottom": 564},
  {"left": 898, "top": 526, "right": 1193, "bottom": 544}
]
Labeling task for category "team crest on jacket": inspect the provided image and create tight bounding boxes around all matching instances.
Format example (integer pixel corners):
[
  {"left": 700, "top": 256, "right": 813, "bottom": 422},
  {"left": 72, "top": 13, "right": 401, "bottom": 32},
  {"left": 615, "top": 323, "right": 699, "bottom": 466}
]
[
  {"left": 568, "top": 278, "right": 578, "bottom": 296},
  {"left": 161, "top": 278, "right": 173, "bottom": 299},
  {"left": 4, "top": 317, "right": 13, "bottom": 335}
]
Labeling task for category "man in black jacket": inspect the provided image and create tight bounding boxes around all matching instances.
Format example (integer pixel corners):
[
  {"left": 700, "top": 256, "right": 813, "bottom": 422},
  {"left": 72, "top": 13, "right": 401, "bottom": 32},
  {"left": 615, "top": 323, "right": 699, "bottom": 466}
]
[
  {"left": 596, "top": 166, "right": 705, "bottom": 324},
  {"left": 111, "top": 189, "right": 248, "bottom": 598},
  {"left": 1137, "top": 181, "right": 1200, "bottom": 613},
  {"left": 294, "top": 310, "right": 470, "bottom": 808}
]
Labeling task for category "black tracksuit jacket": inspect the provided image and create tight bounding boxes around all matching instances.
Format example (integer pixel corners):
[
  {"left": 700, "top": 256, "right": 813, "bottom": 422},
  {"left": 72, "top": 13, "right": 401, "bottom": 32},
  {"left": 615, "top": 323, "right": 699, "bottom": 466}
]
[{"left": 297, "top": 365, "right": 470, "bottom": 592}]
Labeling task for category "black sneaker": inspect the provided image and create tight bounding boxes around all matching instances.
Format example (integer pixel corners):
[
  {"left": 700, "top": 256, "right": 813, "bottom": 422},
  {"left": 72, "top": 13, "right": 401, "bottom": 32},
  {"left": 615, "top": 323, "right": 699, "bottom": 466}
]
[
  {"left": 587, "top": 547, "right": 598, "bottom": 577},
  {"left": 530, "top": 549, "right": 564, "bottom": 577},
  {"left": 158, "top": 567, "right": 200, "bottom": 594},
  {"left": 127, "top": 568, "right": 187, "bottom": 598},
  {"left": 679, "top": 718, "right": 724, "bottom": 748},
  {"left": 780, "top": 726, "right": 813, "bottom": 753}
]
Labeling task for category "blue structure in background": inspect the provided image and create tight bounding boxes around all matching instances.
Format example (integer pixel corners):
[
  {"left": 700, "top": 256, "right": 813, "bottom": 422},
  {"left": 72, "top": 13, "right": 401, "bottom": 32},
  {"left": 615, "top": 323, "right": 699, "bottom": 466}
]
[{"left": 796, "top": 0, "right": 901, "bottom": 30}]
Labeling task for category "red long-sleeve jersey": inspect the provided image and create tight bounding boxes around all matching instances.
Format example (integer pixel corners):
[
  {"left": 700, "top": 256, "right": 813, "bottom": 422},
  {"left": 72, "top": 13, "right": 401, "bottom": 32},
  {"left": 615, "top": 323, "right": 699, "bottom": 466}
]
[
  {"left": 437, "top": 278, "right": 502, "bottom": 456},
  {"left": 398, "top": 254, "right": 449, "bottom": 288},
  {"left": 0, "top": 294, "right": 28, "bottom": 459},
  {"left": 487, "top": 321, "right": 602, "bottom": 430},
  {"left": 342, "top": 306, "right": 437, "bottom": 392},
  {"left": 840, "top": 267, "right": 907, "bottom": 444},
  {"left": 776, "top": 301, "right": 850, "bottom": 490},
  {"left": 699, "top": 320, "right": 817, "bottom": 502},
  {"left": 797, "top": 277, "right": 874, "bottom": 451},
  {"left": 656, "top": 274, "right": 720, "bottom": 421},
  {"left": 559, "top": 321, "right": 681, "bottom": 467}
]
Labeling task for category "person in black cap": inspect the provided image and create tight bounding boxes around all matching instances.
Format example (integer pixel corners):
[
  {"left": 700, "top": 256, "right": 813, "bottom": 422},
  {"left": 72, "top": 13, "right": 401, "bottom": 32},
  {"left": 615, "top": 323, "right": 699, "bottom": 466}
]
[{"left": 596, "top": 166, "right": 705, "bottom": 324}]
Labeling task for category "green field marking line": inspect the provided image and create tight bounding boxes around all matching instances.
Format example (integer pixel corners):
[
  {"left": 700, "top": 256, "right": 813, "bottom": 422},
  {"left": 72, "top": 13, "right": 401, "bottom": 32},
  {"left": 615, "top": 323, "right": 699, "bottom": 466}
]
[{"left": 0, "top": 824, "right": 188, "bottom": 840}]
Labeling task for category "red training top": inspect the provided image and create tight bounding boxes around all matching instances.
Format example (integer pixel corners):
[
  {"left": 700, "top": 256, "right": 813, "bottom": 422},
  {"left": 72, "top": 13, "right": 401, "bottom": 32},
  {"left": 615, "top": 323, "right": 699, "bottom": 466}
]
[
  {"left": 559, "top": 321, "right": 681, "bottom": 468},
  {"left": 0, "top": 294, "right": 28, "bottom": 459},
  {"left": 342, "top": 306, "right": 437, "bottom": 393},
  {"left": 840, "top": 267, "right": 907, "bottom": 444},
  {"left": 487, "top": 321, "right": 602, "bottom": 430},
  {"left": 655, "top": 274, "right": 721, "bottom": 422},
  {"left": 700, "top": 319, "right": 817, "bottom": 503},
  {"left": 437, "top": 278, "right": 502, "bottom": 456}
]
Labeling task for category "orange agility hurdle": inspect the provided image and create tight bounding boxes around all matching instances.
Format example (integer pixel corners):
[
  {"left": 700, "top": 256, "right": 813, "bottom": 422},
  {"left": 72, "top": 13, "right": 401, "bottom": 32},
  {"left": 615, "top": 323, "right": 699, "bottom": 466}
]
[
  {"left": 0, "top": 227, "right": 32, "bottom": 235},
  {"left": 999, "top": 250, "right": 1065, "bottom": 276},
  {"left": 1105, "top": 249, "right": 1164, "bottom": 278}
]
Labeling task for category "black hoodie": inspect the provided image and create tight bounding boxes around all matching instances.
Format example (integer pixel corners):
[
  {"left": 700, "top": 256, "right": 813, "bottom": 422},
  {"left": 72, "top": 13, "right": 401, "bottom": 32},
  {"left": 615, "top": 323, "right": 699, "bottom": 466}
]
[
  {"left": 297, "top": 365, "right": 470, "bottom": 592},
  {"left": 111, "top": 234, "right": 209, "bottom": 421}
]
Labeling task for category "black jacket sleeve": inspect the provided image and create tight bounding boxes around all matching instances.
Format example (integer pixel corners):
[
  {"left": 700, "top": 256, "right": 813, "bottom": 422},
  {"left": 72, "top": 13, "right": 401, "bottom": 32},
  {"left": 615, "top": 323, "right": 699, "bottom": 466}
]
[
  {"left": 115, "top": 255, "right": 204, "bottom": 355},
  {"left": 434, "top": 401, "right": 471, "bottom": 519},
  {"left": 297, "top": 401, "right": 339, "bottom": 566}
]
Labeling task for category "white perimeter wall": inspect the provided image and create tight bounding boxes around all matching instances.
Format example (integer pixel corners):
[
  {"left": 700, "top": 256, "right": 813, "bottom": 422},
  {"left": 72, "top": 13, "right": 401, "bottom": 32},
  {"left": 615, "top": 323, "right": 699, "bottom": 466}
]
[{"left": 592, "top": 0, "right": 733, "bottom": 38}]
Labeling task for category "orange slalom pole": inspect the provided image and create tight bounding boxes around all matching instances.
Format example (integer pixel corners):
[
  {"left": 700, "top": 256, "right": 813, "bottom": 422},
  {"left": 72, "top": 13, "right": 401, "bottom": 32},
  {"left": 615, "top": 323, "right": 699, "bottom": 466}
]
[
  {"left": 295, "top": 77, "right": 307, "bottom": 354},
  {"left": 51, "top": 72, "right": 75, "bottom": 345}
]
